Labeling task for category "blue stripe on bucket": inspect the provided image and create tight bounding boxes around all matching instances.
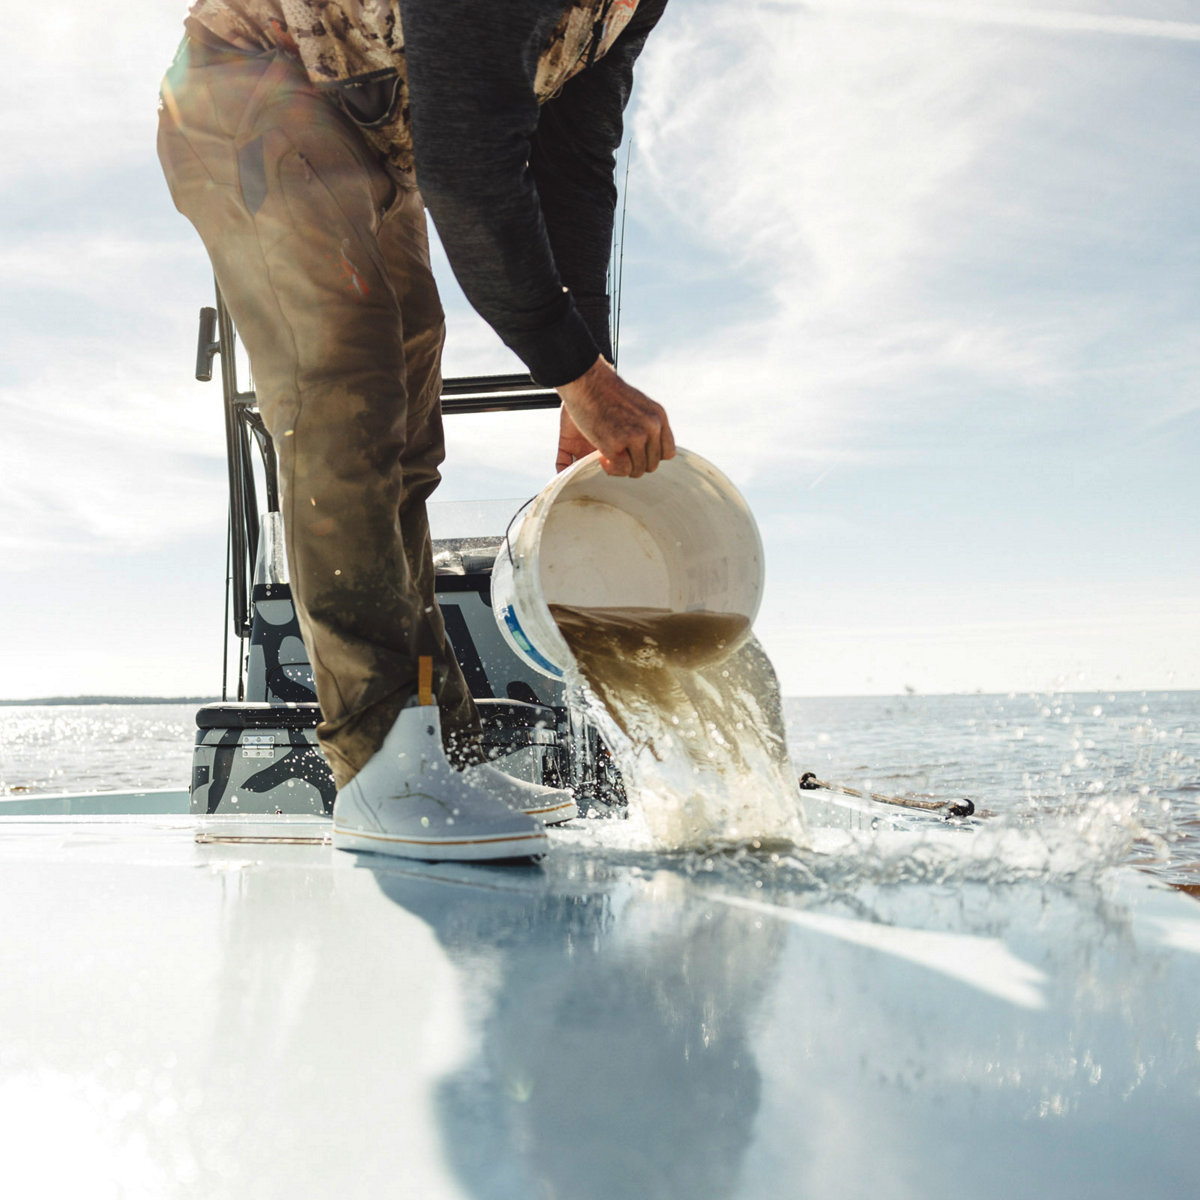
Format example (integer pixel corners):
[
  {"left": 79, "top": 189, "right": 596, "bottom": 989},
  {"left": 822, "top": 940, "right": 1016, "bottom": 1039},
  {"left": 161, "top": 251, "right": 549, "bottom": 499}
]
[{"left": 502, "top": 605, "right": 563, "bottom": 679}]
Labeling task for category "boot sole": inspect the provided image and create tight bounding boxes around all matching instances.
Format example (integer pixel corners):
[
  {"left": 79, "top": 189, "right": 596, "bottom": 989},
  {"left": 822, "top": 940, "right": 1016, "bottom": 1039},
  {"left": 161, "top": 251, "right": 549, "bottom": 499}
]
[
  {"left": 331, "top": 823, "right": 549, "bottom": 862},
  {"left": 523, "top": 798, "right": 579, "bottom": 825}
]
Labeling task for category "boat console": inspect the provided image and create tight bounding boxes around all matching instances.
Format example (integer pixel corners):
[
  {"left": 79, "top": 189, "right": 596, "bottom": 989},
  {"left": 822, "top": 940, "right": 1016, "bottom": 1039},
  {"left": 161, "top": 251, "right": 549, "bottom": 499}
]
[{"left": 190, "top": 287, "right": 625, "bottom": 818}]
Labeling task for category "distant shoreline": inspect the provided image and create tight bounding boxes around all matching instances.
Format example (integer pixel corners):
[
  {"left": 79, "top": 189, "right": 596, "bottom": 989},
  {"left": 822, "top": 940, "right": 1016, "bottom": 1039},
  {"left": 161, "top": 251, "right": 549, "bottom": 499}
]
[
  {"left": 0, "top": 697, "right": 220, "bottom": 707},
  {"left": 1, "top": 689, "right": 1195, "bottom": 707}
]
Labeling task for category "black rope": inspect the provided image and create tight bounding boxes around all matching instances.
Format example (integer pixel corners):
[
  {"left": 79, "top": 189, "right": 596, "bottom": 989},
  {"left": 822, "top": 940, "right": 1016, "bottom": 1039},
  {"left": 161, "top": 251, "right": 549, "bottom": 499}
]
[
  {"left": 613, "top": 138, "right": 632, "bottom": 369},
  {"left": 221, "top": 512, "right": 231, "bottom": 703}
]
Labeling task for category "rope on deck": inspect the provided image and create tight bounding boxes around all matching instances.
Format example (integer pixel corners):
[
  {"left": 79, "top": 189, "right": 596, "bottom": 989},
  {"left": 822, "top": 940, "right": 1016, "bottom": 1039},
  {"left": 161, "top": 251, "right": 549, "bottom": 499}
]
[{"left": 798, "top": 772, "right": 976, "bottom": 819}]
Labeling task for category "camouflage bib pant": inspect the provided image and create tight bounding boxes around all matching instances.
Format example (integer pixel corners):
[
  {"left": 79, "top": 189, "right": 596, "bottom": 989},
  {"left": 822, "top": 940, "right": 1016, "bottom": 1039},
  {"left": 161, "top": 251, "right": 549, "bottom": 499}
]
[{"left": 158, "top": 41, "right": 479, "bottom": 788}]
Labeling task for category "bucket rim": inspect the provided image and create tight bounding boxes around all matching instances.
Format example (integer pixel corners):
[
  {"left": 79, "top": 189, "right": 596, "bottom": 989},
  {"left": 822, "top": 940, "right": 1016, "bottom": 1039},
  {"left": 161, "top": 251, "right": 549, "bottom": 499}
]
[{"left": 502, "top": 446, "right": 762, "bottom": 567}]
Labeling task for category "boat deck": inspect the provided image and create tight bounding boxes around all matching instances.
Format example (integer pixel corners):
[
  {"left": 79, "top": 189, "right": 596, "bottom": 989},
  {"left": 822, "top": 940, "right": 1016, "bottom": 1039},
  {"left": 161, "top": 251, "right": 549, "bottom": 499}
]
[{"left": 1, "top": 810, "right": 1198, "bottom": 1198}]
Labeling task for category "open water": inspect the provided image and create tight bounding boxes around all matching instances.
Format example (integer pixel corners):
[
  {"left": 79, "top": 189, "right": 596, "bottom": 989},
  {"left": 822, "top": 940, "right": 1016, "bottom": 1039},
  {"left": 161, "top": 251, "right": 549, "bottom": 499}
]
[{"left": 1, "top": 691, "right": 1197, "bottom": 886}]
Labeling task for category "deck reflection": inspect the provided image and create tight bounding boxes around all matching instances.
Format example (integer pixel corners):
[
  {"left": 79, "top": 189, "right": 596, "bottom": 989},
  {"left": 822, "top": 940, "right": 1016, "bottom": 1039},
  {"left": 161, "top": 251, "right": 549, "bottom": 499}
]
[
  {"left": 1, "top": 817, "right": 1198, "bottom": 1198},
  {"left": 363, "top": 844, "right": 1200, "bottom": 1200},
  {"left": 368, "top": 860, "right": 786, "bottom": 1199}
]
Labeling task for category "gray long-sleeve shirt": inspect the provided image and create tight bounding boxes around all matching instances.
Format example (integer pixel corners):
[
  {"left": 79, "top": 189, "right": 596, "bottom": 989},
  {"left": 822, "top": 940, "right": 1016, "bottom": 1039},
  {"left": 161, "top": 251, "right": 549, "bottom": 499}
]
[{"left": 184, "top": 0, "right": 668, "bottom": 385}]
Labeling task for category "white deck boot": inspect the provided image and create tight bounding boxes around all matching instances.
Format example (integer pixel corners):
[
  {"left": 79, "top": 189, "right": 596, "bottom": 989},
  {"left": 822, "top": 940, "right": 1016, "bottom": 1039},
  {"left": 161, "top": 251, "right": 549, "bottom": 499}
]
[
  {"left": 332, "top": 704, "right": 549, "bottom": 862},
  {"left": 472, "top": 763, "right": 578, "bottom": 825}
]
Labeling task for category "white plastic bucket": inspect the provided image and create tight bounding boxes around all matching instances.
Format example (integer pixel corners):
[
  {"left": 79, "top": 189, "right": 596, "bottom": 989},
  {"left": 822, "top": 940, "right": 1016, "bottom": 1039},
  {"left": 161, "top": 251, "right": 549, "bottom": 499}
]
[{"left": 490, "top": 448, "right": 764, "bottom": 679}]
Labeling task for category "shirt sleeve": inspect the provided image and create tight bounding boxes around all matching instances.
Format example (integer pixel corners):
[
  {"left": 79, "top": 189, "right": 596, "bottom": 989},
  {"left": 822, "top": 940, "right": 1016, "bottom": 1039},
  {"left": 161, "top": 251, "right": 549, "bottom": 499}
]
[
  {"left": 401, "top": 0, "right": 666, "bottom": 387},
  {"left": 531, "top": 0, "right": 667, "bottom": 363}
]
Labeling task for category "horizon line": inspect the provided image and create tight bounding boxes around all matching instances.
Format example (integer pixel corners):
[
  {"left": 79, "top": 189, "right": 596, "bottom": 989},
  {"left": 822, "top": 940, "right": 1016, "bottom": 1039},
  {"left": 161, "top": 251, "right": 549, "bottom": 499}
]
[{"left": 1, "top": 687, "right": 1196, "bottom": 707}]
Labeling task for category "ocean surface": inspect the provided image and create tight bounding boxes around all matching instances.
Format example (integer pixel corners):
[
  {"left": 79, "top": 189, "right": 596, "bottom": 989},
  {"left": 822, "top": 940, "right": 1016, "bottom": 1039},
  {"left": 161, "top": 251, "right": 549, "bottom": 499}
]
[{"left": 1, "top": 691, "right": 1197, "bottom": 887}]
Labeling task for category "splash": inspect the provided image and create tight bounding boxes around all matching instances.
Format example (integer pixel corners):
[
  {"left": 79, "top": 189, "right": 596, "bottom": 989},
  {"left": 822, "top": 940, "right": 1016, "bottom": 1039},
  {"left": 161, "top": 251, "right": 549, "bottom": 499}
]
[{"left": 550, "top": 604, "right": 807, "bottom": 851}]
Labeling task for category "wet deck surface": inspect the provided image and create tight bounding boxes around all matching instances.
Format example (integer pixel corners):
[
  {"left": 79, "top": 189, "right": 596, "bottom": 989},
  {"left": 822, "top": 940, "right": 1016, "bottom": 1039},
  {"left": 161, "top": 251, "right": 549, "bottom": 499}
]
[{"left": 1, "top": 813, "right": 1198, "bottom": 1198}]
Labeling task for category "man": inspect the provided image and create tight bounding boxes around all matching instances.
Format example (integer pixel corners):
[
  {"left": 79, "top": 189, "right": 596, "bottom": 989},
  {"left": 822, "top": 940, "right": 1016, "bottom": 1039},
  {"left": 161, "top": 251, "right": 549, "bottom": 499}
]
[{"left": 158, "top": 1, "right": 673, "bottom": 861}]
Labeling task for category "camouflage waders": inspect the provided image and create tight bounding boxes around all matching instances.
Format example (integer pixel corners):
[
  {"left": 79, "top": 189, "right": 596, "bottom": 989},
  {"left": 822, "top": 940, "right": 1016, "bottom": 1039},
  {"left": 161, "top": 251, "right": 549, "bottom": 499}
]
[{"left": 157, "top": 41, "right": 479, "bottom": 788}]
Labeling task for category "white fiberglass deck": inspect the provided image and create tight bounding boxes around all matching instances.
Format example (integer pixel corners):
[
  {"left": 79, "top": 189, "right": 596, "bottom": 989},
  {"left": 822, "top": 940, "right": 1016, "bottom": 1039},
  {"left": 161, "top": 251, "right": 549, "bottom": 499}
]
[{"left": 0, "top": 810, "right": 1198, "bottom": 1199}]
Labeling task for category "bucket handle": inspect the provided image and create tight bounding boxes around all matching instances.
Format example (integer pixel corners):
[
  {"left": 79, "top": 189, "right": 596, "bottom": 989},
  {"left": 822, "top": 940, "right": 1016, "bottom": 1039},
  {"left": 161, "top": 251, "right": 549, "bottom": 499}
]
[{"left": 502, "top": 493, "right": 539, "bottom": 568}]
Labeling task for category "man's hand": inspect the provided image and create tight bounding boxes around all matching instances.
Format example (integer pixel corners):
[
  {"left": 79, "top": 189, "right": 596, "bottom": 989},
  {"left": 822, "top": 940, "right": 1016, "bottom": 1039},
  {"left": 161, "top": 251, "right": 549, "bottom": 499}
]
[{"left": 555, "top": 357, "right": 675, "bottom": 478}]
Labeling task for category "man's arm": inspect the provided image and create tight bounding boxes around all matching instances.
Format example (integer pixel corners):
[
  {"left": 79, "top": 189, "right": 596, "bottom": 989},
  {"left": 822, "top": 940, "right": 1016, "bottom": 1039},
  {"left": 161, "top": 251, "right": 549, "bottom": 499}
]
[
  {"left": 403, "top": 0, "right": 601, "bottom": 387},
  {"left": 401, "top": 0, "right": 674, "bottom": 477},
  {"left": 530, "top": 0, "right": 669, "bottom": 361},
  {"left": 532, "top": 2, "right": 672, "bottom": 476}
]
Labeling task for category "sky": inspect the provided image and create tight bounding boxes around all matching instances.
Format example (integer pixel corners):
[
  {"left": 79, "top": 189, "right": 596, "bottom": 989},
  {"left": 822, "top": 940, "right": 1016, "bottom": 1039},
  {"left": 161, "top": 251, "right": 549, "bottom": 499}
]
[{"left": 1, "top": 0, "right": 1197, "bottom": 700}]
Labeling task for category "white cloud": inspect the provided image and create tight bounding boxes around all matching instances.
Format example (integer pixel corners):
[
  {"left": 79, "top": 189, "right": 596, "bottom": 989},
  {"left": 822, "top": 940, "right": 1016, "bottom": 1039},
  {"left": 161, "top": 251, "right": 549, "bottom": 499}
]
[
  {"left": 619, "top": 2, "right": 1036, "bottom": 475},
  {"left": 0, "top": 221, "right": 225, "bottom": 560},
  {"left": 624, "top": 0, "right": 1200, "bottom": 478},
  {"left": 0, "top": 367, "right": 226, "bottom": 560},
  {"left": 795, "top": 2, "right": 1200, "bottom": 44},
  {"left": 638, "top": 8, "right": 985, "bottom": 299},
  {"left": 0, "top": 9, "right": 183, "bottom": 179},
  {"left": 758, "top": 579, "right": 1200, "bottom": 695},
  {"left": 0, "top": 233, "right": 194, "bottom": 311}
]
